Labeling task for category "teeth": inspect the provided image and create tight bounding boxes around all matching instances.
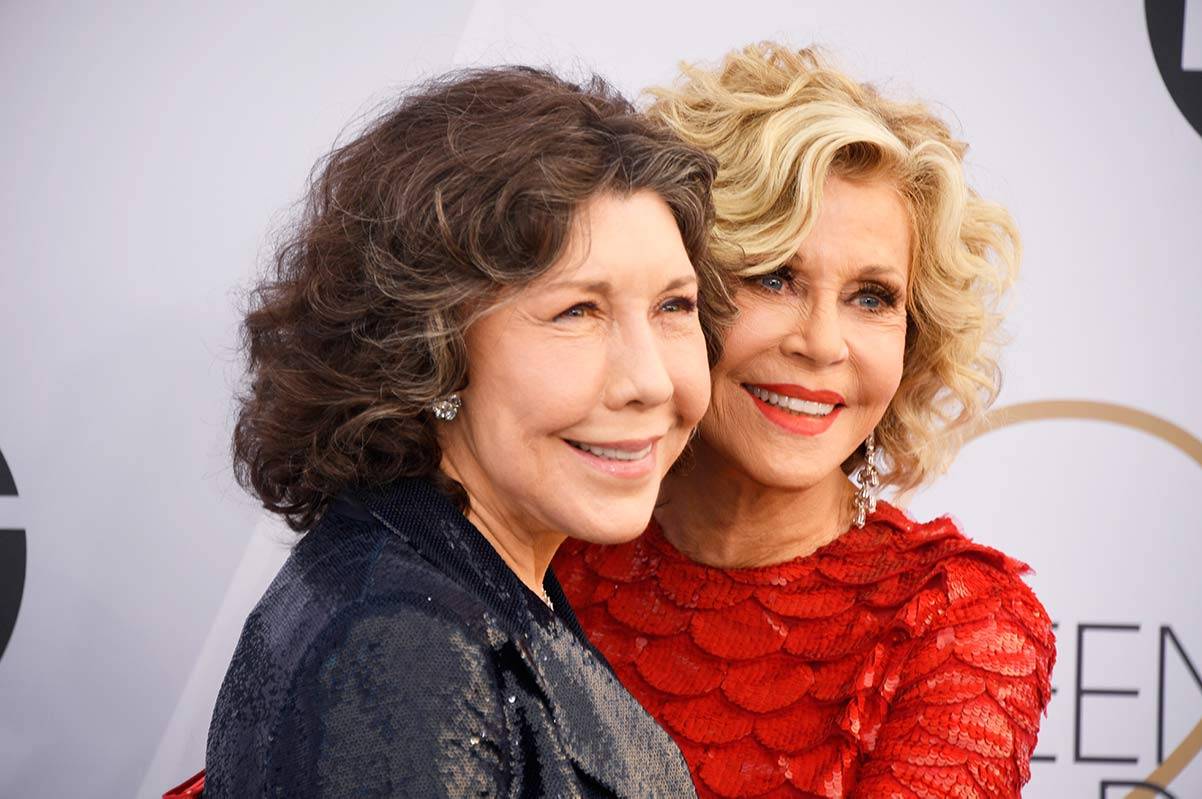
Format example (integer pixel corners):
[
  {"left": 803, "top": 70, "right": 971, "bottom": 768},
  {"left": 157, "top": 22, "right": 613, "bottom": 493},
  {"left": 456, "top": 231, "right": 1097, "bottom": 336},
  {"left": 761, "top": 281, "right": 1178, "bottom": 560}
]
[
  {"left": 569, "top": 441, "right": 652, "bottom": 461},
  {"left": 747, "top": 385, "right": 835, "bottom": 416}
]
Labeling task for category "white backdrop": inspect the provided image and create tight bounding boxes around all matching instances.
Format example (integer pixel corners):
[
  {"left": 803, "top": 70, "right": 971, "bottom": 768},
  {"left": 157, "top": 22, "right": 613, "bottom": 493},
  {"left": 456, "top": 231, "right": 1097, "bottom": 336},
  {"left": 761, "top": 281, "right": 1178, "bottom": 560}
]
[{"left": 1, "top": 2, "right": 1199, "bottom": 797}]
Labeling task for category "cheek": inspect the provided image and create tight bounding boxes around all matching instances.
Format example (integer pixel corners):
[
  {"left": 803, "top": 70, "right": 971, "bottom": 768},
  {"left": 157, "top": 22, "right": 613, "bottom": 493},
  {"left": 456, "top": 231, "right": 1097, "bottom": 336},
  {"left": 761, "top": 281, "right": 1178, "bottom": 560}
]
[
  {"left": 467, "top": 330, "right": 605, "bottom": 440},
  {"left": 696, "top": 364, "right": 754, "bottom": 451},
  {"left": 717, "top": 298, "right": 781, "bottom": 370},
  {"left": 853, "top": 328, "right": 907, "bottom": 406},
  {"left": 712, "top": 295, "right": 807, "bottom": 391},
  {"left": 669, "top": 335, "right": 713, "bottom": 428},
  {"left": 696, "top": 307, "right": 781, "bottom": 441},
  {"left": 507, "top": 349, "right": 607, "bottom": 433}
]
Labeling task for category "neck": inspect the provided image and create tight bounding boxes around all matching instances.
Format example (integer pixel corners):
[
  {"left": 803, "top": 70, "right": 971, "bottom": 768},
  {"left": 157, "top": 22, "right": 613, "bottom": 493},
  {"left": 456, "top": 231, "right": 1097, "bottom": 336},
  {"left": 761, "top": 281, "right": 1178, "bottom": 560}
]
[
  {"left": 657, "top": 440, "right": 857, "bottom": 569},
  {"left": 440, "top": 455, "right": 563, "bottom": 601}
]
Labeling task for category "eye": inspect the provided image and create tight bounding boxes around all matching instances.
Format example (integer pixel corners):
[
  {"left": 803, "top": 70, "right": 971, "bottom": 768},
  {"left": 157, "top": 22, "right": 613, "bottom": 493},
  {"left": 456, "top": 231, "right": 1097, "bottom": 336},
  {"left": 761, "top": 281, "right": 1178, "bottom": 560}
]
[
  {"left": 554, "top": 301, "right": 598, "bottom": 321},
  {"left": 659, "top": 296, "right": 698, "bottom": 314},
  {"left": 852, "top": 283, "right": 899, "bottom": 312},
  {"left": 753, "top": 267, "right": 794, "bottom": 294}
]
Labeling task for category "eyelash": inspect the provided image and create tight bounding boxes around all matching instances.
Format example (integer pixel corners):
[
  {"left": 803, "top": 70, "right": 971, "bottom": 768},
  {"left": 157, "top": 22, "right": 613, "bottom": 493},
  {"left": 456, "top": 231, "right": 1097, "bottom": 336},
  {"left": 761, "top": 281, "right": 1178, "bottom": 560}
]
[
  {"left": 554, "top": 301, "right": 599, "bottom": 321},
  {"left": 660, "top": 295, "right": 698, "bottom": 314},
  {"left": 853, "top": 283, "right": 900, "bottom": 312},
  {"left": 752, "top": 267, "right": 794, "bottom": 293},
  {"left": 553, "top": 296, "right": 698, "bottom": 321},
  {"left": 750, "top": 269, "right": 900, "bottom": 312}
]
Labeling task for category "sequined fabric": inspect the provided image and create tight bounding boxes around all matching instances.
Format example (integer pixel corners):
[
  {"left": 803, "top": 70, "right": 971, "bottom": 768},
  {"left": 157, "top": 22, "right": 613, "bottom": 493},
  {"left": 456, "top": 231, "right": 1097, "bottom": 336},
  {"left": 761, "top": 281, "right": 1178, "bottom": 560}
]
[
  {"left": 198, "top": 478, "right": 696, "bottom": 798},
  {"left": 552, "top": 502, "right": 1056, "bottom": 798}
]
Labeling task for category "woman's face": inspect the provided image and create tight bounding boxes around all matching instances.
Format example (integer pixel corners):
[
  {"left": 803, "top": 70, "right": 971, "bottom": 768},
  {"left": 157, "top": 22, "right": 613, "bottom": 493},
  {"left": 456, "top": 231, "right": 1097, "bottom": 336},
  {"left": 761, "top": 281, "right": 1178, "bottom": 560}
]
[
  {"left": 697, "top": 175, "right": 911, "bottom": 491},
  {"left": 441, "top": 190, "right": 711, "bottom": 544}
]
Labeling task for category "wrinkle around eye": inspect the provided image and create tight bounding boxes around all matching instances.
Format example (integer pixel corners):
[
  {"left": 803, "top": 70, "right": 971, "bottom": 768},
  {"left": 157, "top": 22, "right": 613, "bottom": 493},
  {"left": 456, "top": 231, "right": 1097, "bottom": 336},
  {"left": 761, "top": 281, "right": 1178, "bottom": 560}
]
[{"left": 552, "top": 301, "right": 600, "bottom": 322}]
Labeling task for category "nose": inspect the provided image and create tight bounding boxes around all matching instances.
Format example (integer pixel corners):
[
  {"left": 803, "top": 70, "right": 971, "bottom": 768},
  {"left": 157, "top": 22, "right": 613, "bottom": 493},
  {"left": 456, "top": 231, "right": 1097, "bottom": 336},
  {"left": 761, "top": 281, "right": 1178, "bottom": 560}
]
[
  {"left": 782, "top": 298, "right": 849, "bottom": 366},
  {"left": 603, "top": 317, "right": 675, "bottom": 410}
]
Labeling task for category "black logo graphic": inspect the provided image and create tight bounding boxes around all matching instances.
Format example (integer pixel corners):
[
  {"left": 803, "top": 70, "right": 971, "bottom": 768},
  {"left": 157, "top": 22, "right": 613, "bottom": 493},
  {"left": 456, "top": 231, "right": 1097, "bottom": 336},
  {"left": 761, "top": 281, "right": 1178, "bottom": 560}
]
[
  {"left": 1147, "top": 0, "right": 1202, "bottom": 138},
  {"left": 0, "top": 446, "right": 25, "bottom": 663}
]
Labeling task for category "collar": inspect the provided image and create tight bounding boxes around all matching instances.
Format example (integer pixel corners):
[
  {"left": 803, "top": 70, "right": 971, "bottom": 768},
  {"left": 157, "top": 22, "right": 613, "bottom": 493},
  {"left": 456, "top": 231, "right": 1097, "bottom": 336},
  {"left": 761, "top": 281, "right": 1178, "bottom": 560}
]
[
  {"left": 341, "top": 477, "right": 593, "bottom": 656},
  {"left": 341, "top": 477, "right": 693, "bottom": 796}
]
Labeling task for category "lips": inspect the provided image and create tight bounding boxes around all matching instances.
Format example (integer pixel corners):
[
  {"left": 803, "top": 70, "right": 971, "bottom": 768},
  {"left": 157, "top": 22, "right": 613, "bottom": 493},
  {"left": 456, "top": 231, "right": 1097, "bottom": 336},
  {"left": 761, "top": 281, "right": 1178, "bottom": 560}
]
[
  {"left": 565, "top": 439, "right": 654, "bottom": 461},
  {"left": 742, "top": 383, "right": 844, "bottom": 436},
  {"left": 563, "top": 437, "right": 660, "bottom": 478},
  {"left": 749, "top": 383, "right": 845, "bottom": 405}
]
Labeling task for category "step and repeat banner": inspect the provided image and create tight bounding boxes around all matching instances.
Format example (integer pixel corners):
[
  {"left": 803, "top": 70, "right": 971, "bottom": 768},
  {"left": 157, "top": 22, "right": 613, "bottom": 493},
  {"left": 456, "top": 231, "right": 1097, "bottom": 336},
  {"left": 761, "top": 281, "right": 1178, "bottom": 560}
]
[{"left": 1, "top": 2, "right": 1199, "bottom": 797}]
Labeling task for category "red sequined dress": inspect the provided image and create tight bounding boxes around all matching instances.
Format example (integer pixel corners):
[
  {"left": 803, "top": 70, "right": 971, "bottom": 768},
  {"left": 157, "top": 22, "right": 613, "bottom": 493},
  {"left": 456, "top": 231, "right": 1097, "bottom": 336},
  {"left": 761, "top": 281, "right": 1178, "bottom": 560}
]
[{"left": 552, "top": 502, "right": 1055, "bottom": 798}]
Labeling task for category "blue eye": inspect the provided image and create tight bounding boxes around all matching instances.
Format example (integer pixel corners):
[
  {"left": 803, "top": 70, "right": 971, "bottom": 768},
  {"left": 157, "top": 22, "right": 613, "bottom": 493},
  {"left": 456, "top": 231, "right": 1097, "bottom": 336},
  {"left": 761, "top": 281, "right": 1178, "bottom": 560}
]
[
  {"left": 852, "top": 284, "right": 898, "bottom": 312},
  {"left": 755, "top": 268, "right": 793, "bottom": 293}
]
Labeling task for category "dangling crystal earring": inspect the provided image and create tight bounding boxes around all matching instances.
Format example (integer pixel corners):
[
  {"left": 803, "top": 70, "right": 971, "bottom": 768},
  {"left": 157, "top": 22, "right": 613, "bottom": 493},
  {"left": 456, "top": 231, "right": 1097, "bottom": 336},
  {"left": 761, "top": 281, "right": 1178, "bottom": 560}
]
[
  {"left": 429, "top": 393, "right": 461, "bottom": 422},
  {"left": 852, "top": 431, "right": 880, "bottom": 528}
]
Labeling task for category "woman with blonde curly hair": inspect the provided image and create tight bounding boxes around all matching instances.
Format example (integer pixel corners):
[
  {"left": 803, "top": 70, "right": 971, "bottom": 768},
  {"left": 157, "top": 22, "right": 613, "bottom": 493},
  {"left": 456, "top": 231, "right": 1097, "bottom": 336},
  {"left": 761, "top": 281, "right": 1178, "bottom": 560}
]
[{"left": 554, "top": 43, "right": 1055, "bottom": 798}]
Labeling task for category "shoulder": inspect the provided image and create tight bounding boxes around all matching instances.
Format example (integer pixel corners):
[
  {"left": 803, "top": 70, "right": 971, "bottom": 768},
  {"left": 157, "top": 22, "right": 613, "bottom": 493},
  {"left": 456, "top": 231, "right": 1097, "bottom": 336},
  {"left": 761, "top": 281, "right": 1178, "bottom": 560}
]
[
  {"left": 871, "top": 503, "right": 1051, "bottom": 620},
  {"left": 217, "top": 505, "right": 511, "bottom": 701},
  {"left": 207, "top": 510, "right": 511, "bottom": 796},
  {"left": 250, "top": 505, "right": 504, "bottom": 656},
  {"left": 852, "top": 507, "right": 1058, "bottom": 792},
  {"left": 215, "top": 504, "right": 509, "bottom": 701},
  {"left": 867, "top": 502, "right": 1056, "bottom": 684},
  {"left": 209, "top": 587, "right": 511, "bottom": 797}
]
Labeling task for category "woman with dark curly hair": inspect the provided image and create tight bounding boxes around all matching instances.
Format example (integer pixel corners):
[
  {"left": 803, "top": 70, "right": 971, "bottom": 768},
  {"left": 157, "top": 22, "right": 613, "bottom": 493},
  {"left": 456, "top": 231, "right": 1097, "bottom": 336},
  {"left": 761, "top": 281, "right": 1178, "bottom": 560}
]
[{"left": 164, "top": 65, "right": 733, "bottom": 799}]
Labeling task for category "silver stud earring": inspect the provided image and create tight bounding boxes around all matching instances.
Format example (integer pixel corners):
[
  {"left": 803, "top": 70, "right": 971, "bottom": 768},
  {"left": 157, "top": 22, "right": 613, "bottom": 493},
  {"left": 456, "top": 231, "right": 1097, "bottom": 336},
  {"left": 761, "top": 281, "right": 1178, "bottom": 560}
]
[
  {"left": 430, "top": 393, "right": 461, "bottom": 422},
  {"left": 852, "top": 431, "right": 880, "bottom": 529}
]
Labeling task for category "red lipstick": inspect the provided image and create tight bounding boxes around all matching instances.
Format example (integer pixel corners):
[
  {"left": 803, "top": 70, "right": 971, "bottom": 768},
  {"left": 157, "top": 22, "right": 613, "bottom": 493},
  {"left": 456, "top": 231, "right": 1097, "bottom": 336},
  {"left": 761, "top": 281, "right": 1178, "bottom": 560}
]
[
  {"left": 752, "top": 384, "right": 845, "bottom": 405},
  {"left": 742, "top": 383, "right": 844, "bottom": 437}
]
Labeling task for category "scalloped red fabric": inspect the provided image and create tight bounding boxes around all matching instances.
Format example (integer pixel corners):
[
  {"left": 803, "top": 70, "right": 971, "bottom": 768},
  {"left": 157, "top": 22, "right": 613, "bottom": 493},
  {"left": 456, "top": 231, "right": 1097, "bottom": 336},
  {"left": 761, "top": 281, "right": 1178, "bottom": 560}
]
[{"left": 553, "top": 503, "right": 1055, "bottom": 798}]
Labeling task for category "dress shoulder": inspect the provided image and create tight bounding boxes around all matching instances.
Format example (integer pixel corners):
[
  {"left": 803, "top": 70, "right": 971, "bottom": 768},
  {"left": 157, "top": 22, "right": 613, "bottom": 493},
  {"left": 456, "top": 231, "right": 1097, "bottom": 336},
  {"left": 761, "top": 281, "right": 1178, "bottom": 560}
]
[
  {"left": 849, "top": 506, "right": 1057, "bottom": 798},
  {"left": 863, "top": 504, "right": 1054, "bottom": 651}
]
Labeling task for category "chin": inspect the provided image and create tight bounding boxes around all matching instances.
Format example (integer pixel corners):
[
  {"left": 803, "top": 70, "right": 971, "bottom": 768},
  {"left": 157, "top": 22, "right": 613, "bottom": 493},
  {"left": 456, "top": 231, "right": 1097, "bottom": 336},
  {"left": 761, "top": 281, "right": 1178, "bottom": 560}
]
[
  {"left": 564, "top": 499, "right": 657, "bottom": 546},
  {"left": 728, "top": 449, "right": 839, "bottom": 491}
]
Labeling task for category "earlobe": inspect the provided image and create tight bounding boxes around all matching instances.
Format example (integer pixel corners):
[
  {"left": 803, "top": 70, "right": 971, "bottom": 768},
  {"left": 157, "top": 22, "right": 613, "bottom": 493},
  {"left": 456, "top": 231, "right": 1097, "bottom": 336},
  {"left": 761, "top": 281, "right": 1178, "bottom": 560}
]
[{"left": 430, "top": 394, "right": 462, "bottom": 422}]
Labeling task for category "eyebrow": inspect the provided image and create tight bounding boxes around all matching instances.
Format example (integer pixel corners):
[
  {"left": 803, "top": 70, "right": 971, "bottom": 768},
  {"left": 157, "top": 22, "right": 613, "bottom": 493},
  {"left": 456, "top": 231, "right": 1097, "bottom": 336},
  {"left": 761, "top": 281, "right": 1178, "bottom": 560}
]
[
  {"left": 543, "top": 275, "right": 699, "bottom": 293},
  {"left": 856, "top": 264, "right": 907, "bottom": 281},
  {"left": 788, "top": 256, "right": 906, "bottom": 283}
]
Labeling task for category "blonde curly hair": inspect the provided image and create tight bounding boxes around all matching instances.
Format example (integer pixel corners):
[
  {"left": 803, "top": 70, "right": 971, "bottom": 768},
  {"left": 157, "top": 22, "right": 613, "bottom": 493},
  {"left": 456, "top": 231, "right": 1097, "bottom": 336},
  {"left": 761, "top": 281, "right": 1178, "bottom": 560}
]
[{"left": 647, "top": 43, "right": 1020, "bottom": 492}]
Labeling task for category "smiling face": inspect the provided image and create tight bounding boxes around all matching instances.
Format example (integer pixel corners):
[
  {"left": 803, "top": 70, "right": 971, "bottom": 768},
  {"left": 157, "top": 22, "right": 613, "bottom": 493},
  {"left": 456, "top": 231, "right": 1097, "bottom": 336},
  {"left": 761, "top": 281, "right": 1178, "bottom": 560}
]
[
  {"left": 696, "top": 175, "right": 911, "bottom": 492},
  {"left": 439, "top": 190, "right": 712, "bottom": 545}
]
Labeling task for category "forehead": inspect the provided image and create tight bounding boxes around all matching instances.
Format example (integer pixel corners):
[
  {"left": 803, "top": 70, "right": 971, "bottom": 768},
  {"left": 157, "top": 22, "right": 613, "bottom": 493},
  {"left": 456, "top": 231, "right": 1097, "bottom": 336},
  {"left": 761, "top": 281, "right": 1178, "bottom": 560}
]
[
  {"left": 792, "top": 177, "right": 912, "bottom": 278},
  {"left": 537, "top": 191, "right": 698, "bottom": 287}
]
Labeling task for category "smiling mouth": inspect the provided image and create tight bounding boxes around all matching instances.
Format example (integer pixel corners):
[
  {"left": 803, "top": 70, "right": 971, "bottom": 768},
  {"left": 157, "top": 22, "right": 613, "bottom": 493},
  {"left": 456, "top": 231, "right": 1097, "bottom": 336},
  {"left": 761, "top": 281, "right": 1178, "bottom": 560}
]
[
  {"left": 564, "top": 439, "right": 654, "bottom": 462},
  {"left": 743, "top": 384, "right": 843, "bottom": 417}
]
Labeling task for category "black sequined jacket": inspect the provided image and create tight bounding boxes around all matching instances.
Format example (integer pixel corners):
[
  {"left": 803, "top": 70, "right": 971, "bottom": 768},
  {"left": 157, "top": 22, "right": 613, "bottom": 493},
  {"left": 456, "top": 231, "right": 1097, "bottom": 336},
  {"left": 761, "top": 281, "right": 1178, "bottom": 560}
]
[{"left": 204, "top": 477, "right": 696, "bottom": 798}]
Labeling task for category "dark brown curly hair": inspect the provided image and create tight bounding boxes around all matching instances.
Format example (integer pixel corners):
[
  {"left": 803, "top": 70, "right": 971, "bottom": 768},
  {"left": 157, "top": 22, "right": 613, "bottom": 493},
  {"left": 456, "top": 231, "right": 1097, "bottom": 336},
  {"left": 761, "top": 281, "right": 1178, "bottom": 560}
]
[{"left": 233, "top": 66, "right": 734, "bottom": 531}]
